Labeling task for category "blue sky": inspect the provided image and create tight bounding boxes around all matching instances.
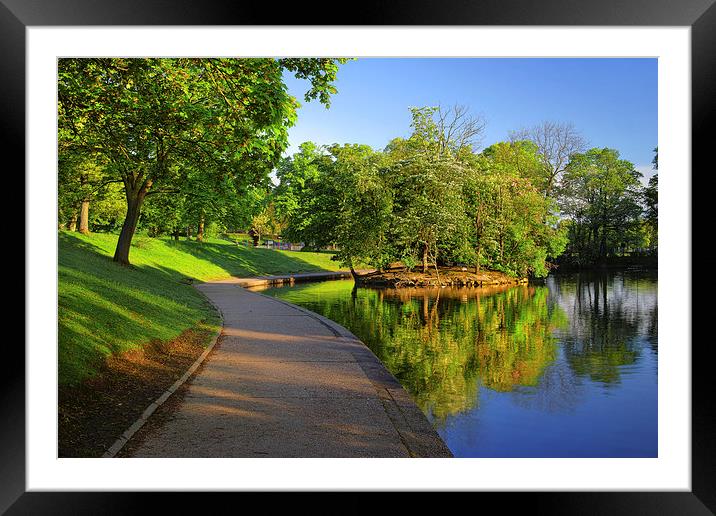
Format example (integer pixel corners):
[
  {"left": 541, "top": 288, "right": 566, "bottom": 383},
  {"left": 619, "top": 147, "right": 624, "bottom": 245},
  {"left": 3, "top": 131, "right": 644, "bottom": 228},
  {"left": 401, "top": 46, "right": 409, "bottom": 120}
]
[{"left": 283, "top": 58, "right": 657, "bottom": 180}]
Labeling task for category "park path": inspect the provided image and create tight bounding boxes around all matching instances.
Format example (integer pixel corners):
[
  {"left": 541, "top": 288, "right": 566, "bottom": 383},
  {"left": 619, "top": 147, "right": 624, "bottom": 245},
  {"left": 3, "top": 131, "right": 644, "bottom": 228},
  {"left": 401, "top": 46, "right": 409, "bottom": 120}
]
[{"left": 125, "top": 275, "right": 452, "bottom": 458}]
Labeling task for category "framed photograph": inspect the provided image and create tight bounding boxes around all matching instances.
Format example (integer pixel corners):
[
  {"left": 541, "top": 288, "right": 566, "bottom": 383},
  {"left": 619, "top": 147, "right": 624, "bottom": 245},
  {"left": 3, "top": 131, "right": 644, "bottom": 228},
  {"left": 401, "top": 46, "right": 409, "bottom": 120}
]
[{"left": 8, "top": 0, "right": 712, "bottom": 512}]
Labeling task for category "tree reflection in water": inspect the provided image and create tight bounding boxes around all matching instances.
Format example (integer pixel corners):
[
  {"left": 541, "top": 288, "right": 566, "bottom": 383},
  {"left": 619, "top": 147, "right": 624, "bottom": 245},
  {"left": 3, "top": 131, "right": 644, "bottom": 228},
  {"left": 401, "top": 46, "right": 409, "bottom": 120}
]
[
  {"left": 547, "top": 271, "right": 658, "bottom": 385},
  {"left": 260, "top": 270, "right": 657, "bottom": 429}
]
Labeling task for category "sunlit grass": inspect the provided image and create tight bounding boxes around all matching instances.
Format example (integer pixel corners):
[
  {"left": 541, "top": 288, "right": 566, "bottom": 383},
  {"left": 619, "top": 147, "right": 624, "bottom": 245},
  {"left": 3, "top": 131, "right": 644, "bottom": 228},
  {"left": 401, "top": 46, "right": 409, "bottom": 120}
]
[{"left": 58, "top": 231, "right": 344, "bottom": 385}]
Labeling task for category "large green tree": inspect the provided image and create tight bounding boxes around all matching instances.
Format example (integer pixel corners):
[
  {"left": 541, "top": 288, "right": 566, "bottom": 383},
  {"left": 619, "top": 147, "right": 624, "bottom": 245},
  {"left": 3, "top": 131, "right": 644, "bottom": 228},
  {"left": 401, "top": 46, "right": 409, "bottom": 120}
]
[
  {"left": 464, "top": 142, "right": 566, "bottom": 277},
  {"left": 273, "top": 141, "right": 326, "bottom": 236},
  {"left": 385, "top": 107, "right": 477, "bottom": 272},
  {"left": 560, "top": 148, "right": 644, "bottom": 262},
  {"left": 58, "top": 57, "right": 347, "bottom": 264},
  {"left": 388, "top": 152, "right": 469, "bottom": 273},
  {"left": 279, "top": 143, "right": 393, "bottom": 276},
  {"left": 323, "top": 144, "right": 393, "bottom": 276}
]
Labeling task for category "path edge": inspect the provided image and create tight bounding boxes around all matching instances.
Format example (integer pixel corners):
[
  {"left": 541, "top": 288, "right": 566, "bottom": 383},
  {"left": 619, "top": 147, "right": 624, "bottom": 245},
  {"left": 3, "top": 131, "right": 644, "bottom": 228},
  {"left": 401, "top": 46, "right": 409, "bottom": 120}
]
[
  {"left": 246, "top": 285, "right": 453, "bottom": 458},
  {"left": 232, "top": 270, "right": 359, "bottom": 288},
  {"left": 101, "top": 286, "right": 225, "bottom": 458}
]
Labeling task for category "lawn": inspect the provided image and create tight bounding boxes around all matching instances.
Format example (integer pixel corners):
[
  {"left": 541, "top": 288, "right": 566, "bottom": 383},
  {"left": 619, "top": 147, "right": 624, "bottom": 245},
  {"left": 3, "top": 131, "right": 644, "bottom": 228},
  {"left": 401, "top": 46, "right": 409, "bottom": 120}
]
[{"left": 58, "top": 231, "right": 344, "bottom": 385}]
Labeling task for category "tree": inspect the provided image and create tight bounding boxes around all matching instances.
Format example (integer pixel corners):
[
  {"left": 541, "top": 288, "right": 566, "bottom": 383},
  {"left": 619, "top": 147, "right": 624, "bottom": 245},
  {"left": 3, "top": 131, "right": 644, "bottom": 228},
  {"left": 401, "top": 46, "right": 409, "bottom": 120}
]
[
  {"left": 58, "top": 151, "right": 118, "bottom": 233},
  {"left": 138, "top": 187, "right": 187, "bottom": 239},
  {"left": 407, "top": 105, "right": 486, "bottom": 159},
  {"left": 275, "top": 143, "right": 336, "bottom": 247},
  {"left": 643, "top": 146, "right": 658, "bottom": 252},
  {"left": 58, "top": 153, "right": 84, "bottom": 231},
  {"left": 510, "top": 121, "right": 587, "bottom": 198},
  {"left": 385, "top": 107, "right": 478, "bottom": 273},
  {"left": 58, "top": 57, "right": 348, "bottom": 265},
  {"left": 250, "top": 200, "right": 284, "bottom": 246},
  {"left": 388, "top": 153, "right": 469, "bottom": 273},
  {"left": 325, "top": 144, "right": 394, "bottom": 277},
  {"left": 274, "top": 141, "right": 326, "bottom": 235},
  {"left": 464, "top": 144, "right": 566, "bottom": 277},
  {"left": 279, "top": 143, "right": 394, "bottom": 276},
  {"left": 87, "top": 182, "right": 126, "bottom": 232},
  {"left": 561, "top": 148, "right": 643, "bottom": 262}
]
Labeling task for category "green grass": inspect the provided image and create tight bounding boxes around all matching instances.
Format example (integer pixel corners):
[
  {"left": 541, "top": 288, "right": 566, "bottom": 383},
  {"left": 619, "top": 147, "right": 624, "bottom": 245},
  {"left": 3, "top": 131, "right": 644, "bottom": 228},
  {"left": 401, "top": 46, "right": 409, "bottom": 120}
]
[{"left": 58, "top": 231, "right": 345, "bottom": 386}]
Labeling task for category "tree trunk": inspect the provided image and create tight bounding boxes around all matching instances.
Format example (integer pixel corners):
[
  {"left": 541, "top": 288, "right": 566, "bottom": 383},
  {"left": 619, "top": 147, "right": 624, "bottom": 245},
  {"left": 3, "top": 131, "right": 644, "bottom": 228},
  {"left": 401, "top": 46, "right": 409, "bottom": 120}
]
[
  {"left": 113, "top": 181, "right": 150, "bottom": 266},
  {"left": 68, "top": 209, "right": 78, "bottom": 232},
  {"left": 196, "top": 214, "right": 205, "bottom": 242},
  {"left": 348, "top": 258, "right": 360, "bottom": 282},
  {"left": 600, "top": 226, "right": 607, "bottom": 260},
  {"left": 113, "top": 196, "right": 144, "bottom": 265},
  {"left": 78, "top": 173, "right": 90, "bottom": 235},
  {"left": 79, "top": 200, "right": 90, "bottom": 235},
  {"left": 422, "top": 243, "right": 429, "bottom": 273}
]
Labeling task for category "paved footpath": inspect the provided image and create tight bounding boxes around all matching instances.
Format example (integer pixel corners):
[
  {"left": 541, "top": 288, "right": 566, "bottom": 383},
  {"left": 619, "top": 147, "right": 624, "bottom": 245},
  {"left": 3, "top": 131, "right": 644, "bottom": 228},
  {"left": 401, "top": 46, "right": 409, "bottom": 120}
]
[{"left": 126, "top": 275, "right": 452, "bottom": 458}]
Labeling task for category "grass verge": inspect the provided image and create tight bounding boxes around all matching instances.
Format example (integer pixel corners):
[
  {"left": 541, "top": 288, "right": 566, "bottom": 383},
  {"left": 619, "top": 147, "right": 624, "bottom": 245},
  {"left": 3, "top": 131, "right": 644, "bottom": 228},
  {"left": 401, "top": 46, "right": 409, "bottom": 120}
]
[{"left": 59, "top": 230, "right": 343, "bottom": 386}]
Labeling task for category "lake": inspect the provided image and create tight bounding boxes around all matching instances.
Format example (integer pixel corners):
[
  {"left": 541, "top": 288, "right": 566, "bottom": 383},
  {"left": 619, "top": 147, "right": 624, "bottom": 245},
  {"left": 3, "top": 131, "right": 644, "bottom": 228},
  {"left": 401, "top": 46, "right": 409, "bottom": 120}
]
[{"left": 258, "top": 270, "right": 658, "bottom": 457}]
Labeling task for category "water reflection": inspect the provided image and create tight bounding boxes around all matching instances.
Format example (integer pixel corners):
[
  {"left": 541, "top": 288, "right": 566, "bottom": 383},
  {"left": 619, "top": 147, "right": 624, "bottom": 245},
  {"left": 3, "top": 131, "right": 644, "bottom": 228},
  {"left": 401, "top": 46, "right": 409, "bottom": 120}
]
[
  {"left": 260, "top": 283, "right": 566, "bottom": 422},
  {"left": 547, "top": 271, "right": 658, "bottom": 385},
  {"left": 259, "top": 269, "right": 657, "bottom": 457}
]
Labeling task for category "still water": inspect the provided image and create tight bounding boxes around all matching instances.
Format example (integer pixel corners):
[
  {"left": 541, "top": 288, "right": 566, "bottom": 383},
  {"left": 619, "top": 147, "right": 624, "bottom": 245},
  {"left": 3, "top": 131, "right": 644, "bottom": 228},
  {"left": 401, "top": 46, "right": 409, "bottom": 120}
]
[{"left": 259, "top": 270, "right": 657, "bottom": 457}]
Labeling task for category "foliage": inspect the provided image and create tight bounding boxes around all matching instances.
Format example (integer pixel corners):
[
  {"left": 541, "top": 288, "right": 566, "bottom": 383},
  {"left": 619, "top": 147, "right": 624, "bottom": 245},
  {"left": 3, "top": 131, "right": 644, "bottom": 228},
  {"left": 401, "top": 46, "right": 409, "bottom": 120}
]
[
  {"left": 58, "top": 153, "right": 115, "bottom": 229},
  {"left": 278, "top": 107, "right": 570, "bottom": 278},
  {"left": 58, "top": 57, "right": 348, "bottom": 263},
  {"left": 509, "top": 121, "right": 587, "bottom": 197},
  {"left": 642, "top": 147, "right": 658, "bottom": 251},
  {"left": 560, "top": 148, "right": 644, "bottom": 263},
  {"left": 58, "top": 57, "right": 655, "bottom": 272},
  {"left": 273, "top": 141, "right": 327, "bottom": 240},
  {"left": 466, "top": 142, "right": 567, "bottom": 276}
]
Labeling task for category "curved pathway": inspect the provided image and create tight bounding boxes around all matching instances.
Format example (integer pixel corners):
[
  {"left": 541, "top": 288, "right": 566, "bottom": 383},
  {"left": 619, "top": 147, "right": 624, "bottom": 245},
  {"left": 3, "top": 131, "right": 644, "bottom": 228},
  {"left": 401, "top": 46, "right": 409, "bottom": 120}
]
[{"left": 124, "top": 275, "right": 452, "bottom": 457}]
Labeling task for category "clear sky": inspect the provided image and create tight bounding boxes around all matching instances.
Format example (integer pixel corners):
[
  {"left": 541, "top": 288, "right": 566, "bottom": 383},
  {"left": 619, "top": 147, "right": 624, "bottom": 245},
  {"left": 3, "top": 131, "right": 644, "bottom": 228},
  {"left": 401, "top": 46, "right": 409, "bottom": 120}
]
[{"left": 283, "top": 58, "right": 658, "bottom": 181}]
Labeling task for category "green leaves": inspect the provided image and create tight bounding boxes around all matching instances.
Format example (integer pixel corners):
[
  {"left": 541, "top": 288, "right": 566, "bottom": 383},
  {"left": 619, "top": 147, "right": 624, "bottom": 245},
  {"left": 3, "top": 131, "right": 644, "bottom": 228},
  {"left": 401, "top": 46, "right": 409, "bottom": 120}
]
[
  {"left": 278, "top": 58, "right": 353, "bottom": 108},
  {"left": 560, "top": 147, "right": 645, "bottom": 262},
  {"left": 277, "top": 108, "right": 564, "bottom": 278},
  {"left": 58, "top": 58, "right": 348, "bottom": 259}
]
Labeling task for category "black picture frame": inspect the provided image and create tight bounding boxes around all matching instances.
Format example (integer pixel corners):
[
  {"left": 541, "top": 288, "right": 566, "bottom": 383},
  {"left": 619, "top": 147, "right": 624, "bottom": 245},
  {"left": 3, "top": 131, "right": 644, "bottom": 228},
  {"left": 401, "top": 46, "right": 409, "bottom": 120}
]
[{"left": 6, "top": 0, "right": 712, "bottom": 513}]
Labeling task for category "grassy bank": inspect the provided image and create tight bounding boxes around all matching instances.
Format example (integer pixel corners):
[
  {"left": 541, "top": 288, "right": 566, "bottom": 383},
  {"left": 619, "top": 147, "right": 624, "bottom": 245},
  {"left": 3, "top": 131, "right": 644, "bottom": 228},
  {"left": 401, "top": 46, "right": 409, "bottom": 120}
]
[{"left": 58, "top": 231, "right": 343, "bottom": 386}]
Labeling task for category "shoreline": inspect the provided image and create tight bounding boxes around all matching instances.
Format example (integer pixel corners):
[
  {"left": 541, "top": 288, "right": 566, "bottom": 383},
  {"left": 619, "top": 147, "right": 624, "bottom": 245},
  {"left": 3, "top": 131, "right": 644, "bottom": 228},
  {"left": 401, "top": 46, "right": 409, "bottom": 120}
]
[
  {"left": 354, "top": 267, "right": 528, "bottom": 288},
  {"left": 231, "top": 270, "right": 361, "bottom": 288}
]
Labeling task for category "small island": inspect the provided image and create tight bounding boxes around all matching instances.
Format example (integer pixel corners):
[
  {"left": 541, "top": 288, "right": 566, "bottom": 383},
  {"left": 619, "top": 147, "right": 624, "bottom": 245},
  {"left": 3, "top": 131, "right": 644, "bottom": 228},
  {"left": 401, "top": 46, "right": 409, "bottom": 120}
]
[{"left": 354, "top": 266, "right": 527, "bottom": 288}]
